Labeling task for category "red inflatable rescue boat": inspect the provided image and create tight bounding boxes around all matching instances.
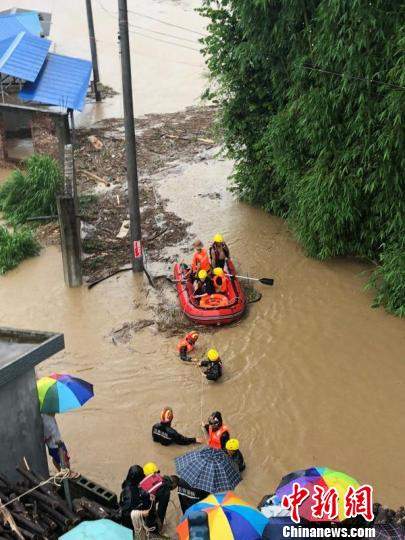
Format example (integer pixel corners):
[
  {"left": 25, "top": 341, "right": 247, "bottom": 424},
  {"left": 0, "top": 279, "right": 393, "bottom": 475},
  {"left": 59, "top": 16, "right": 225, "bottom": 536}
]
[{"left": 174, "top": 260, "right": 246, "bottom": 326}]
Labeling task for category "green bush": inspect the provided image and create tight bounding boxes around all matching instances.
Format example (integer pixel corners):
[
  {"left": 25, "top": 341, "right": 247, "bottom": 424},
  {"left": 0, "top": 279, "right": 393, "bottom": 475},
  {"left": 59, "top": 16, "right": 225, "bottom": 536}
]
[
  {"left": 199, "top": 0, "right": 405, "bottom": 316},
  {"left": 0, "top": 226, "right": 40, "bottom": 274},
  {"left": 0, "top": 154, "right": 62, "bottom": 224}
]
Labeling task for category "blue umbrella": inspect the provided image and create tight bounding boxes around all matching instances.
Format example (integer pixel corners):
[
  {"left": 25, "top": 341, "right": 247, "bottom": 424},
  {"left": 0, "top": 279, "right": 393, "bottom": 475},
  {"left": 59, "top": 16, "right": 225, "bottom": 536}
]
[
  {"left": 59, "top": 519, "right": 132, "bottom": 539},
  {"left": 175, "top": 446, "right": 241, "bottom": 493}
]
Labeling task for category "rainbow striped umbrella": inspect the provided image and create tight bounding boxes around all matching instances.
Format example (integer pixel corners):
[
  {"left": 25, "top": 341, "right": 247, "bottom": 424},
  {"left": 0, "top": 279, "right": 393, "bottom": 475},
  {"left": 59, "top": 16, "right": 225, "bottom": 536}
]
[
  {"left": 274, "top": 467, "right": 360, "bottom": 522},
  {"left": 177, "top": 492, "right": 269, "bottom": 540},
  {"left": 37, "top": 373, "right": 94, "bottom": 414}
]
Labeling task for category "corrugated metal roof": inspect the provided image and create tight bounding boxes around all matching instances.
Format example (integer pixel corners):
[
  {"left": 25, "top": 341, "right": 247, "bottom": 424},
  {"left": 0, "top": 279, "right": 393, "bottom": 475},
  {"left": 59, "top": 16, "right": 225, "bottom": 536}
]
[
  {"left": 0, "top": 12, "right": 42, "bottom": 36},
  {"left": 0, "top": 14, "right": 27, "bottom": 40},
  {"left": 0, "top": 32, "right": 51, "bottom": 82},
  {"left": 19, "top": 53, "right": 92, "bottom": 111},
  {"left": 0, "top": 9, "right": 52, "bottom": 37}
]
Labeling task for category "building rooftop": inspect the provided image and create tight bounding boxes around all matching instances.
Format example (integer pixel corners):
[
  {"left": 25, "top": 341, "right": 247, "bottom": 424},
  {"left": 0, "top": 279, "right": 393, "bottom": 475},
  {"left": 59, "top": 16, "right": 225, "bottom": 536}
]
[{"left": 0, "top": 327, "right": 64, "bottom": 388}]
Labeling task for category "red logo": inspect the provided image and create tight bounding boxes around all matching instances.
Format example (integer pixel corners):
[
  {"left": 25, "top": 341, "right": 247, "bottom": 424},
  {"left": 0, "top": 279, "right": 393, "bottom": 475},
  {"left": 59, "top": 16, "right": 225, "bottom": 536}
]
[
  {"left": 282, "top": 483, "right": 374, "bottom": 523},
  {"left": 345, "top": 485, "right": 374, "bottom": 522},
  {"left": 133, "top": 240, "right": 142, "bottom": 259},
  {"left": 282, "top": 483, "right": 310, "bottom": 524}
]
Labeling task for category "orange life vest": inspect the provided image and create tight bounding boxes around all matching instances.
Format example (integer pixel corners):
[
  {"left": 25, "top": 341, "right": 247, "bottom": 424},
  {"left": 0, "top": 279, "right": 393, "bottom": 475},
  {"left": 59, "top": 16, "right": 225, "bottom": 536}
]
[
  {"left": 213, "top": 275, "right": 228, "bottom": 294},
  {"left": 208, "top": 425, "right": 229, "bottom": 450},
  {"left": 177, "top": 339, "right": 194, "bottom": 353},
  {"left": 192, "top": 249, "right": 211, "bottom": 273}
]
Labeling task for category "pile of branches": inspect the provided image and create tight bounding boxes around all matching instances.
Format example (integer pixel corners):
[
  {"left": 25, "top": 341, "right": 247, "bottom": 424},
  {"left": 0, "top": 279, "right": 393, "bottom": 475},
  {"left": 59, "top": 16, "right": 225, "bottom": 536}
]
[{"left": 0, "top": 465, "right": 116, "bottom": 539}]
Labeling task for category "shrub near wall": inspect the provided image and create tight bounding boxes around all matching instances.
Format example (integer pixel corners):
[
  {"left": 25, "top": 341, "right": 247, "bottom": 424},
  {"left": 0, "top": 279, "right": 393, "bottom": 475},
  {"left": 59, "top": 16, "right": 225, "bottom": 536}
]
[{"left": 199, "top": 0, "right": 405, "bottom": 316}]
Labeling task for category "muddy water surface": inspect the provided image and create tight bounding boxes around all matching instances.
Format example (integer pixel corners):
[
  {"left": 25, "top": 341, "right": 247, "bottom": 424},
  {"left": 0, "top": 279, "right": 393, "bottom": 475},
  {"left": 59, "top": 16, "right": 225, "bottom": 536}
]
[
  {"left": 1, "top": 0, "right": 404, "bottom": 531},
  {"left": 1, "top": 155, "right": 404, "bottom": 528}
]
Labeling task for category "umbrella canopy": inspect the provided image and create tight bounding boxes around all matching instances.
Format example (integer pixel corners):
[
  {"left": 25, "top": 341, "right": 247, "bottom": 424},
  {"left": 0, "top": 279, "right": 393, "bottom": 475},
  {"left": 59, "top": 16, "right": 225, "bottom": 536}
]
[
  {"left": 274, "top": 467, "right": 360, "bottom": 522},
  {"left": 59, "top": 519, "right": 131, "bottom": 539},
  {"left": 37, "top": 373, "right": 94, "bottom": 413},
  {"left": 175, "top": 447, "right": 241, "bottom": 493},
  {"left": 177, "top": 492, "right": 269, "bottom": 540}
]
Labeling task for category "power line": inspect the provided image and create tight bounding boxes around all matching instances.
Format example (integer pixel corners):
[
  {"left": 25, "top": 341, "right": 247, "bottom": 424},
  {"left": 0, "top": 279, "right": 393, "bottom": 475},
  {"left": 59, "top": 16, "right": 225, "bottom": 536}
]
[
  {"left": 127, "top": 29, "right": 200, "bottom": 52},
  {"left": 304, "top": 64, "right": 405, "bottom": 91},
  {"left": 127, "top": 9, "right": 206, "bottom": 37},
  {"left": 128, "top": 23, "right": 199, "bottom": 45},
  {"left": 94, "top": 0, "right": 205, "bottom": 37}
]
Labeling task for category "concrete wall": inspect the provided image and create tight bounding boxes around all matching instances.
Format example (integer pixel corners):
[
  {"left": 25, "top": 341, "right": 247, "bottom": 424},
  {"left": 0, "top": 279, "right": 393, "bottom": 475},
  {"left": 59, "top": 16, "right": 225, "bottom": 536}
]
[{"left": 0, "top": 368, "right": 49, "bottom": 482}]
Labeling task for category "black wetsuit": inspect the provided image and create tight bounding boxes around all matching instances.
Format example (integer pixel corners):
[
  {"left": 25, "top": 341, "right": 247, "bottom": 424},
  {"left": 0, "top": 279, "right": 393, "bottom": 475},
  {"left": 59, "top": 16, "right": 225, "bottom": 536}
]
[
  {"left": 152, "top": 422, "right": 197, "bottom": 446},
  {"left": 177, "top": 478, "right": 209, "bottom": 514},
  {"left": 200, "top": 359, "right": 223, "bottom": 381},
  {"left": 229, "top": 449, "right": 246, "bottom": 472},
  {"left": 195, "top": 278, "right": 215, "bottom": 297}
]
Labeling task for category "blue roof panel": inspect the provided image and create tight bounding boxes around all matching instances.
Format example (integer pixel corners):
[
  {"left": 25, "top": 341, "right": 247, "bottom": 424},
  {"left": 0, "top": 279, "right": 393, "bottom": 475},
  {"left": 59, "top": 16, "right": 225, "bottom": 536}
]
[
  {"left": 19, "top": 53, "right": 92, "bottom": 111},
  {"left": 0, "top": 32, "right": 51, "bottom": 81},
  {"left": 0, "top": 12, "right": 42, "bottom": 36},
  {"left": 0, "top": 15, "right": 27, "bottom": 40}
]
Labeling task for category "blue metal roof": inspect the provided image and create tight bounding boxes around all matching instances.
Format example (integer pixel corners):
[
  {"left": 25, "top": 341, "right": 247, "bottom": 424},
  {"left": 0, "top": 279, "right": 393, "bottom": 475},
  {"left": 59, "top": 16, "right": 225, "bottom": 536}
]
[
  {"left": 0, "top": 12, "right": 42, "bottom": 37},
  {"left": 19, "top": 53, "right": 92, "bottom": 111},
  {"left": 0, "top": 14, "right": 27, "bottom": 40},
  {"left": 0, "top": 32, "right": 51, "bottom": 81}
]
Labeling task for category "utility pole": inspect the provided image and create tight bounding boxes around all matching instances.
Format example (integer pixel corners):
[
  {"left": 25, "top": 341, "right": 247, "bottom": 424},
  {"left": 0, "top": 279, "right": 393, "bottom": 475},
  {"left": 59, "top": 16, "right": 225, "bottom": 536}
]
[
  {"left": 85, "top": 0, "right": 102, "bottom": 102},
  {"left": 118, "top": 0, "right": 143, "bottom": 272}
]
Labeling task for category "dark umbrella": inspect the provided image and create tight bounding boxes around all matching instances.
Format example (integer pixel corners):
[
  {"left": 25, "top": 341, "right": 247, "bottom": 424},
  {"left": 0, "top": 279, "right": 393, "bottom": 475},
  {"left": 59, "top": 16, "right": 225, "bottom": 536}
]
[{"left": 175, "top": 447, "right": 241, "bottom": 493}]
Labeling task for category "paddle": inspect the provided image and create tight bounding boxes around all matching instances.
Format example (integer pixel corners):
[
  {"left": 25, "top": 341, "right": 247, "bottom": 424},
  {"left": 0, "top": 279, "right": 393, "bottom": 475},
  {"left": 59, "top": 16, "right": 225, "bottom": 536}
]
[{"left": 227, "top": 273, "right": 274, "bottom": 286}]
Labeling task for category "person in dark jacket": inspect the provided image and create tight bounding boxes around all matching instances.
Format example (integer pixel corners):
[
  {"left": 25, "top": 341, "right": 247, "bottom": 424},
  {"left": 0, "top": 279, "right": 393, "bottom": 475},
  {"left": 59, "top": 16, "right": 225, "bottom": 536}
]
[
  {"left": 194, "top": 269, "right": 215, "bottom": 298},
  {"left": 119, "top": 465, "right": 151, "bottom": 530},
  {"left": 199, "top": 349, "right": 223, "bottom": 381},
  {"left": 225, "top": 438, "right": 246, "bottom": 473},
  {"left": 152, "top": 407, "right": 203, "bottom": 446},
  {"left": 172, "top": 475, "right": 209, "bottom": 514}
]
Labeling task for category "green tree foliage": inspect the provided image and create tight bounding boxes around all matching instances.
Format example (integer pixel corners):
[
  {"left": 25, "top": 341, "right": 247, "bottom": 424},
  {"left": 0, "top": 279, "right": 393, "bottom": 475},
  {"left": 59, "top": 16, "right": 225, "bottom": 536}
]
[
  {"left": 0, "top": 154, "right": 62, "bottom": 224},
  {"left": 0, "top": 226, "right": 40, "bottom": 275},
  {"left": 199, "top": 0, "right": 405, "bottom": 316}
]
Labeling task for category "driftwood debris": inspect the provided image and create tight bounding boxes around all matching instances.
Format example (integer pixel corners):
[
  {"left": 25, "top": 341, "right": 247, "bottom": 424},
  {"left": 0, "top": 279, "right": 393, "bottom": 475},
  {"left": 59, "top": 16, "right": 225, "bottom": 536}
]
[{"left": 0, "top": 464, "right": 116, "bottom": 539}]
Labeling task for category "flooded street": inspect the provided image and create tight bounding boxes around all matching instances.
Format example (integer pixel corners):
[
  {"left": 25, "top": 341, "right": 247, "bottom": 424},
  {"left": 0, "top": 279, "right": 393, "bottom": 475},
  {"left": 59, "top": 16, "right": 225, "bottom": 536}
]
[{"left": 0, "top": 0, "right": 404, "bottom": 533}]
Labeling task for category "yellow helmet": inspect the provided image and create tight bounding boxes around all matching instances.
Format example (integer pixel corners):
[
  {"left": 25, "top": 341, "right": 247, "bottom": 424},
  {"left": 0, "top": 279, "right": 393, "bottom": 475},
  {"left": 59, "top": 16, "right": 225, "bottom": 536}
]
[
  {"left": 207, "top": 348, "right": 219, "bottom": 361},
  {"left": 226, "top": 438, "right": 239, "bottom": 452},
  {"left": 213, "top": 267, "right": 224, "bottom": 277},
  {"left": 143, "top": 462, "right": 158, "bottom": 476},
  {"left": 198, "top": 269, "right": 207, "bottom": 280},
  {"left": 213, "top": 234, "right": 223, "bottom": 243}
]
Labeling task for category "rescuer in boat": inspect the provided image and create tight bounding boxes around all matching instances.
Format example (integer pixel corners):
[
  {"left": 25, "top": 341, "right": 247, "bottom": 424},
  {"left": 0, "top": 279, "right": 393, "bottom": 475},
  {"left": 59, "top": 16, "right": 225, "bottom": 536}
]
[
  {"left": 194, "top": 269, "right": 215, "bottom": 298},
  {"left": 191, "top": 239, "right": 211, "bottom": 277},
  {"left": 226, "top": 438, "right": 246, "bottom": 473},
  {"left": 212, "top": 267, "right": 231, "bottom": 295},
  {"left": 177, "top": 331, "right": 199, "bottom": 361},
  {"left": 209, "top": 234, "right": 230, "bottom": 269},
  {"left": 152, "top": 407, "right": 203, "bottom": 446},
  {"left": 204, "top": 411, "right": 230, "bottom": 450},
  {"left": 199, "top": 348, "right": 223, "bottom": 381}
]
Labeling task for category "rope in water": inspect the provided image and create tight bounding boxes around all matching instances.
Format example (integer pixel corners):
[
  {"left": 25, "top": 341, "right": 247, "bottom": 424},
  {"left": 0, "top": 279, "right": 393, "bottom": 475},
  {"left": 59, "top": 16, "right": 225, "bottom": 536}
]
[{"left": 0, "top": 469, "right": 70, "bottom": 510}]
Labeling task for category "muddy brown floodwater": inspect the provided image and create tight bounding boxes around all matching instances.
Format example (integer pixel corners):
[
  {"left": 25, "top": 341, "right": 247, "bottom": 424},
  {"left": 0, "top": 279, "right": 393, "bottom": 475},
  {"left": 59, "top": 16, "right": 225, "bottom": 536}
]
[
  {"left": 1, "top": 0, "right": 404, "bottom": 536},
  {"left": 1, "top": 153, "right": 404, "bottom": 537}
]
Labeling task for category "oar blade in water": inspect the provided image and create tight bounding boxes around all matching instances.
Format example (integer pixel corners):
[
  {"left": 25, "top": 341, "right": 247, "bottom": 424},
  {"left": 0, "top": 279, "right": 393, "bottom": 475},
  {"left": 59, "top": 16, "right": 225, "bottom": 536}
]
[{"left": 259, "top": 277, "right": 274, "bottom": 286}]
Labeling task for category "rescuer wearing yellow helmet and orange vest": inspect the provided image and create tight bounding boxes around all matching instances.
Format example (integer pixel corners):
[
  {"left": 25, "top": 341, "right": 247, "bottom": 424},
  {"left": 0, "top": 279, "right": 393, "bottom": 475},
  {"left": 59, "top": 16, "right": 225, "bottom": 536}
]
[
  {"left": 209, "top": 234, "right": 230, "bottom": 269},
  {"left": 199, "top": 348, "right": 223, "bottom": 381},
  {"left": 212, "top": 267, "right": 231, "bottom": 295},
  {"left": 226, "top": 438, "right": 246, "bottom": 473}
]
